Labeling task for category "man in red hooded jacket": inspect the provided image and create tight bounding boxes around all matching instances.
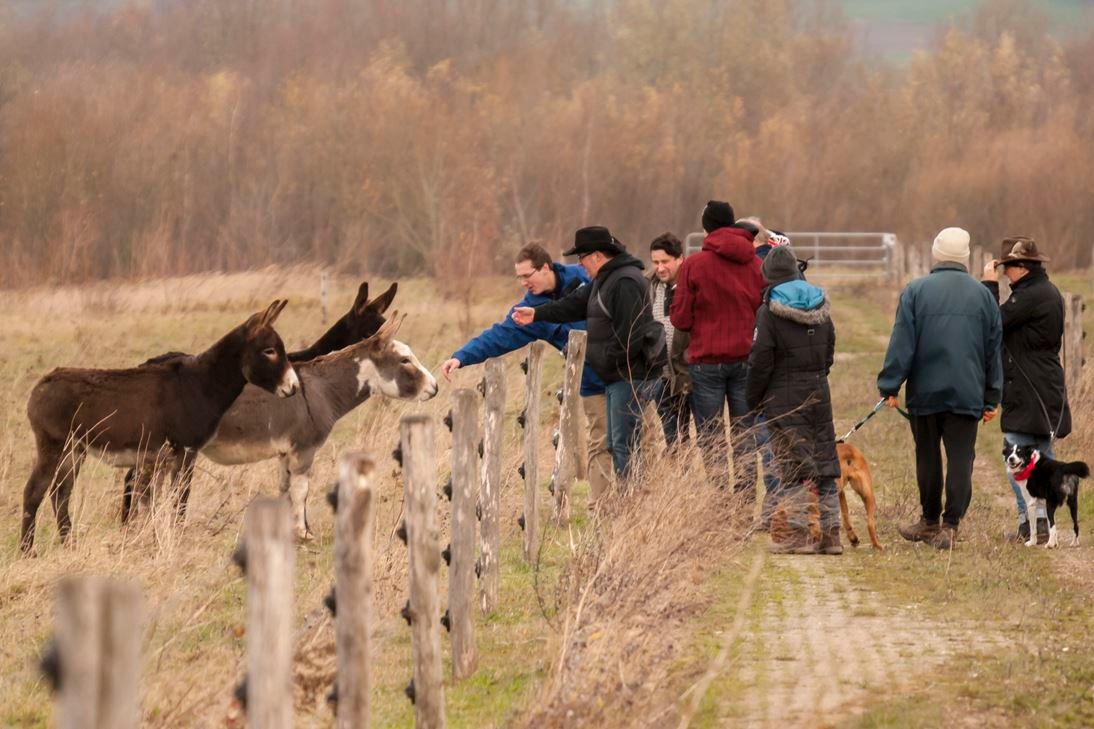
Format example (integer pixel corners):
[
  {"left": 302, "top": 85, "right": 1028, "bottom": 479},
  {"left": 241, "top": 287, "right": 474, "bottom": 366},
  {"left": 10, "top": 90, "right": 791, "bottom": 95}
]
[{"left": 670, "top": 200, "right": 764, "bottom": 495}]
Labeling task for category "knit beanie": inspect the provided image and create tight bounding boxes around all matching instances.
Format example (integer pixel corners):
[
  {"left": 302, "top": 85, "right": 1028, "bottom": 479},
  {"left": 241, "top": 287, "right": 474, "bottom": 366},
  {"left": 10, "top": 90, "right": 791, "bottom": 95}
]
[
  {"left": 701, "top": 201, "right": 736, "bottom": 233},
  {"left": 761, "top": 244, "right": 802, "bottom": 285},
  {"left": 932, "top": 227, "right": 970, "bottom": 264}
]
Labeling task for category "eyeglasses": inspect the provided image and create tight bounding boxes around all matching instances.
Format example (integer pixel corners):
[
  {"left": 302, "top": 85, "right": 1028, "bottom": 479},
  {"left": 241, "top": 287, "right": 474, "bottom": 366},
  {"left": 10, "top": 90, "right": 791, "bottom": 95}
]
[{"left": 577, "top": 252, "right": 594, "bottom": 261}]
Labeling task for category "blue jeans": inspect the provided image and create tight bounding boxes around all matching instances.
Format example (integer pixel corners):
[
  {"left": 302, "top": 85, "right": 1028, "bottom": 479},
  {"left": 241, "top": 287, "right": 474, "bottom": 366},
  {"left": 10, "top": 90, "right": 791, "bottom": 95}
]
[
  {"left": 688, "top": 363, "right": 757, "bottom": 493},
  {"left": 1003, "top": 432, "right": 1052, "bottom": 523},
  {"left": 605, "top": 379, "right": 657, "bottom": 480},
  {"left": 639, "top": 378, "right": 692, "bottom": 451},
  {"left": 755, "top": 417, "right": 784, "bottom": 523}
]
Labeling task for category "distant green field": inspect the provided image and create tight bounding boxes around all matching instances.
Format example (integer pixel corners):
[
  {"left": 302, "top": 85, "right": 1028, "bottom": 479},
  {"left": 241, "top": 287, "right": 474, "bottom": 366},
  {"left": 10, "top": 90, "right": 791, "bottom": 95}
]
[{"left": 841, "top": 0, "right": 1093, "bottom": 26}]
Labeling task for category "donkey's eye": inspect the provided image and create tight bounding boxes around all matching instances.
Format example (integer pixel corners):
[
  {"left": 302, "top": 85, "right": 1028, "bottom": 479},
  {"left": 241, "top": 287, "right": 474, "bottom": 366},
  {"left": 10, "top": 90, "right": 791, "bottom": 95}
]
[
  {"left": 263, "top": 348, "right": 279, "bottom": 359},
  {"left": 400, "top": 357, "right": 412, "bottom": 365}
]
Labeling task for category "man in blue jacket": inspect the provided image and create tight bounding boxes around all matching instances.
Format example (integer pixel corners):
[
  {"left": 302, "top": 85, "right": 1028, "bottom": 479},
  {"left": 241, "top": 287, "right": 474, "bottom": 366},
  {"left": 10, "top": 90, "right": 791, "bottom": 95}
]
[
  {"left": 877, "top": 227, "right": 1003, "bottom": 550},
  {"left": 441, "top": 243, "right": 611, "bottom": 501}
]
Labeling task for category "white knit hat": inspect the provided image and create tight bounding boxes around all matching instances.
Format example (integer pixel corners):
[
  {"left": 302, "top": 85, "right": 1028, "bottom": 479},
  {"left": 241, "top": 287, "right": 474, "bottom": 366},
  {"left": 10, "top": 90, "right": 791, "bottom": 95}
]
[{"left": 932, "top": 227, "right": 970, "bottom": 264}]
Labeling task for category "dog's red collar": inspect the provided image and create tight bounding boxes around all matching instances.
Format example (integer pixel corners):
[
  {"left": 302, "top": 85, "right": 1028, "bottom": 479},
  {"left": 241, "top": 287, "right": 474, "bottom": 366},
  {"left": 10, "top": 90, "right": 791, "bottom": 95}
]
[{"left": 1012, "top": 452, "right": 1039, "bottom": 482}]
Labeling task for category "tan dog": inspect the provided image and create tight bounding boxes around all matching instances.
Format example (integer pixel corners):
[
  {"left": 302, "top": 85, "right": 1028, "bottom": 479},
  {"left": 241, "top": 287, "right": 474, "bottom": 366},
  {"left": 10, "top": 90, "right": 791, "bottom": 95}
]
[{"left": 835, "top": 441, "right": 883, "bottom": 550}]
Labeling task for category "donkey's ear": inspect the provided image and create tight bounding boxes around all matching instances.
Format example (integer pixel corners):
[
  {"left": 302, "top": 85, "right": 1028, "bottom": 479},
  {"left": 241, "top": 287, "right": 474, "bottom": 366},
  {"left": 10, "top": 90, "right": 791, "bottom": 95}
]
[
  {"left": 366, "top": 282, "right": 398, "bottom": 315},
  {"left": 260, "top": 299, "right": 287, "bottom": 327},
  {"left": 351, "top": 282, "right": 370, "bottom": 316},
  {"left": 372, "top": 310, "right": 403, "bottom": 342}
]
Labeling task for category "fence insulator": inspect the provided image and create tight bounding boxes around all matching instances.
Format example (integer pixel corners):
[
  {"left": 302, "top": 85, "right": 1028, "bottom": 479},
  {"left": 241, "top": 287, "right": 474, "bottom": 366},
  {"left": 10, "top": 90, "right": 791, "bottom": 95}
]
[
  {"left": 233, "top": 677, "right": 248, "bottom": 712},
  {"left": 401, "top": 600, "right": 412, "bottom": 626},
  {"left": 548, "top": 479, "right": 555, "bottom": 496},
  {"left": 405, "top": 680, "right": 416, "bottom": 705},
  {"left": 326, "top": 484, "right": 338, "bottom": 512},
  {"left": 516, "top": 410, "right": 526, "bottom": 429},
  {"left": 476, "top": 377, "right": 486, "bottom": 396},
  {"left": 323, "top": 588, "right": 336, "bottom": 617},
  {"left": 520, "top": 358, "right": 529, "bottom": 374},
  {"left": 396, "top": 521, "right": 408, "bottom": 545},
  {"left": 518, "top": 463, "right": 526, "bottom": 479},
  {"left": 38, "top": 638, "right": 60, "bottom": 692},
  {"left": 552, "top": 429, "right": 560, "bottom": 449},
  {"left": 326, "top": 684, "right": 338, "bottom": 710},
  {"left": 518, "top": 514, "right": 526, "bottom": 530},
  {"left": 231, "top": 542, "right": 247, "bottom": 574},
  {"left": 392, "top": 444, "right": 403, "bottom": 467},
  {"left": 556, "top": 389, "right": 564, "bottom": 404},
  {"left": 478, "top": 440, "right": 484, "bottom": 458},
  {"left": 442, "top": 478, "right": 452, "bottom": 501},
  {"left": 476, "top": 503, "right": 482, "bottom": 521},
  {"left": 443, "top": 410, "right": 453, "bottom": 432},
  {"left": 440, "top": 610, "right": 451, "bottom": 633},
  {"left": 474, "top": 561, "right": 482, "bottom": 580},
  {"left": 442, "top": 544, "right": 451, "bottom": 566}
]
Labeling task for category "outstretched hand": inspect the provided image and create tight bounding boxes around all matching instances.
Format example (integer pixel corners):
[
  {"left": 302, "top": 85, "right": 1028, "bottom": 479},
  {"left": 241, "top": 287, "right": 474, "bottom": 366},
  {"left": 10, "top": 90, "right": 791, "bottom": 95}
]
[
  {"left": 440, "top": 358, "right": 461, "bottom": 381},
  {"left": 511, "top": 307, "right": 535, "bottom": 326}
]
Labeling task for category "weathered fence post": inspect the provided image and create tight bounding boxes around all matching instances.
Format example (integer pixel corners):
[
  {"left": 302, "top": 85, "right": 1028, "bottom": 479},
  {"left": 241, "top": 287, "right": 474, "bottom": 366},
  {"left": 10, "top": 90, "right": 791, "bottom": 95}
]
[
  {"left": 52, "top": 576, "right": 143, "bottom": 729},
  {"left": 449, "top": 389, "right": 479, "bottom": 679},
  {"left": 320, "top": 271, "right": 330, "bottom": 326},
  {"left": 520, "top": 341, "right": 546, "bottom": 562},
  {"left": 550, "top": 330, "right": 587, "bottom": 524},
  {"left": 333, "top": 452, "right": 377, "bottom": 728},
  {"left": 242, "top": 498, "right": 295, "bottom": 729},
  {"left": 402, "top": 415, "right": 446, "bottom": 728},
  {"left": 1062, "top": 292, "right": 1085, "bottom": 398},
  {"left": 479, "top": 359, "right": 506, "bottom": 615}
]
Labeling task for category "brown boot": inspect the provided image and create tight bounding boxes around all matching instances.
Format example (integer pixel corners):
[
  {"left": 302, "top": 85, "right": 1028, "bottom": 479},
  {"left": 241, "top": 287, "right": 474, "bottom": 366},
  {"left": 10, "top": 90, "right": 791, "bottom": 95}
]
[
  {"left": 819, "top": 527, "right": 844, "bottom": 555},
  {"left": 768, "top": 527, "right": 819, "bottom": 554},
  {"left": 898, "top": 518, "right": 940, "bottom": 543},
  {"left": 930, "top": 523, "right": 958, "bottom": 550}
]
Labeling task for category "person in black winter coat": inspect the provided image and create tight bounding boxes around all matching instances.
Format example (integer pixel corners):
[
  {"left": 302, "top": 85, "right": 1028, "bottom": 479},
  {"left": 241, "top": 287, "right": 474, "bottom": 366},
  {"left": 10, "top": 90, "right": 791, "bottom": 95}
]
[
  {"left": 514, "top": 226, "right": 666, "bottom": 483},
  {"left": 746, "top": 246, "right": 842, "bottom": 555},
  {"left": 981, "top": 237, "right": 1072, "bottom": 544}
]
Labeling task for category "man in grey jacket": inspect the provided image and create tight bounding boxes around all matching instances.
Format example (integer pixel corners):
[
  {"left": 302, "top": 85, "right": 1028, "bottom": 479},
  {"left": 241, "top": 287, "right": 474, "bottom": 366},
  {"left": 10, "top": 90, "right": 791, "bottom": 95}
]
[{"left": 877, "top": 227, "right": 1003, "bottom": 550}]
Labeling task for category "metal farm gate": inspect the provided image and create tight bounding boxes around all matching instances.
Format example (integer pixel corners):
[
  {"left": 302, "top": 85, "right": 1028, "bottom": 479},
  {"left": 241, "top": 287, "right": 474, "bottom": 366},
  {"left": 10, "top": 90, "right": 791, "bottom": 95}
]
[{"left": 684, "top": 231, "right": 899, "bottom": 282}]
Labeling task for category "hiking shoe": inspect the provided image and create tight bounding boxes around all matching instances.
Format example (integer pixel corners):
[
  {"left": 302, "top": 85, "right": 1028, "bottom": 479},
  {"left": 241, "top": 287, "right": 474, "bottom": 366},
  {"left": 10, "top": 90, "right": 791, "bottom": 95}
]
[
  {"left": 1004, "top": 520, "right": 1031, "bottom": 544},
  {"left": 819, "top": 527, "right": 844, "bottom": 555},
  {"left": 898, "top": 518, "right": 940, "bottom": 543},
  {"left": 931, "top": 524, "right": 958, "bottom": 550},
  {"left": 768, "top": 530, "right": 819, "bottom": 555}
]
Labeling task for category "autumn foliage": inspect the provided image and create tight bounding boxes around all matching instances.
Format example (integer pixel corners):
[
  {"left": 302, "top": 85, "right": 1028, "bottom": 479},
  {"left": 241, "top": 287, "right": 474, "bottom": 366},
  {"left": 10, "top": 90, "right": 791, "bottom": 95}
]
[{"left": 1, "top": 0, "right": 1093, "bottom": 287}]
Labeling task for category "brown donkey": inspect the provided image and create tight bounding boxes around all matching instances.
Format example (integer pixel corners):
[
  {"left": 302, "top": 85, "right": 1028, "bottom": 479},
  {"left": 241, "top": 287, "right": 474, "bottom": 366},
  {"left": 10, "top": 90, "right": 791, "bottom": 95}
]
[
  {"left": 20, "top": 300, "right": 300, "bottom": 555},
  {"left": 122, "top": 280, "right": 398, "bottom": 509},
  {"left": 173, "top": 314, "right": 437, "bottom": 541}
]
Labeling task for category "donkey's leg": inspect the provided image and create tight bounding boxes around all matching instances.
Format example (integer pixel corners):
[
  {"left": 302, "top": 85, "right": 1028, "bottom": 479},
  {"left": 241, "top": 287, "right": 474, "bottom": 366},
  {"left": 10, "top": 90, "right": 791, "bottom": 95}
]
[
  {"left": 122, "top": 468, "right": 138, "bottom": 523},
  {"left": 171, "top": 449, "right": 198, "bottom": 523},
  {"left": 51, "top": 448, "right": 85, "bottom": 545},
  {"left": 286, "top": 449, "right": 317, "bottom": 541},
  {"left": 21, "top": 439, "right": 65, "bottom": 556}
]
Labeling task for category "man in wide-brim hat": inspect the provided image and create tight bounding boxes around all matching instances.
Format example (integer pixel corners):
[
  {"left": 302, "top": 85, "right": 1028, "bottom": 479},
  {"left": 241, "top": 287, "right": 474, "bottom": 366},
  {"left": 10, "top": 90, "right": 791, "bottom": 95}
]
[{"left": 982, "top": 236, "right": 1072, "bottom": 545}]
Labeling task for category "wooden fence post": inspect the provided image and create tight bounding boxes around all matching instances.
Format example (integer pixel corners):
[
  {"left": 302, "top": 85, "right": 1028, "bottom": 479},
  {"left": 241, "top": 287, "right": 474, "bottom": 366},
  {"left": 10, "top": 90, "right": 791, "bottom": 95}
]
[
  {"left": 401, "top": 415, "right": 446, "bottom": 729},
  {"left": 521, "top": 341, "right": 546, "bottom": 562},
  {"left": 320, "top": 271, "right": 330, "bottom": 326},
  {"left": 53, "top": 576, "right": 143, "bottom": 729},
  {"left": 243, "top": 498, "right": 295, "bottom": 729},
  {"left": 479, "top": 359, "right": 506, "bottom": 615},
  {"left": 550, "top": 330, "right": 587, "bottom": 524},
  {"left": 1062, "top": 292, "right": 1085, "bottom": 398},
  {"left": 449, "top": 389, "right": 479, "bottom": 679},
  {"left": 333, "top": 452, "right": 377, "bottom": 729}
]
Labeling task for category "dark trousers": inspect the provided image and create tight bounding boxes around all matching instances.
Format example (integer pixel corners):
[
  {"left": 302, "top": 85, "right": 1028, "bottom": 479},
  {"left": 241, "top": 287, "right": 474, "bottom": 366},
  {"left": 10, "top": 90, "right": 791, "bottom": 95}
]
[
  {"left": 909, "top": 412, "right": 979, "bottom": 526},
  {"left": 644, "top": 378, "right": 692, "bottom": 450},
  {"left": 688, "top": 362, "right": 756, "bottom": 493}
]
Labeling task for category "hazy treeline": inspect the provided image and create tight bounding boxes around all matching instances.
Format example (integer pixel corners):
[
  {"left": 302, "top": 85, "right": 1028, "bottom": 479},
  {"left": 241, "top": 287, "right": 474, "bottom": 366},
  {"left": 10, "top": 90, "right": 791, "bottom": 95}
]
[{"left": 1, "top": 0, "right": 1093, "bottom": 288}]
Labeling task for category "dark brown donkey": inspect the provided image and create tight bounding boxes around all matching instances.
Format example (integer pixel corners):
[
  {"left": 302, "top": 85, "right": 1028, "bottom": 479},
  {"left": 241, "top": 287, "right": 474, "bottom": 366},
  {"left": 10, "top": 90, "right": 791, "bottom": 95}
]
[
  {"left": 20, "top": 300, "right": 300, "bottom": 555},
  {"left": 121, "top": 281, "right": 398, "bottom": 519}
]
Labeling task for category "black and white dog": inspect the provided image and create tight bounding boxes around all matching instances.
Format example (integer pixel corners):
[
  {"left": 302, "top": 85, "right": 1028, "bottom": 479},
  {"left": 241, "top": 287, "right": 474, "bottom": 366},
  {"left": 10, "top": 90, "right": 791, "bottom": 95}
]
[{"left": 1003, "top": 440, "right": 1088, "bottom": 548}]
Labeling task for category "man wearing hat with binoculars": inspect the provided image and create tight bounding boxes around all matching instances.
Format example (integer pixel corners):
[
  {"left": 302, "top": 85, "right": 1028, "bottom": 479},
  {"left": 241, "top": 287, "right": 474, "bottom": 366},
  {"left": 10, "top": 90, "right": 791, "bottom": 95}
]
[{"left": 513, "top": 226, "right": 667, "bottom": 486}]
